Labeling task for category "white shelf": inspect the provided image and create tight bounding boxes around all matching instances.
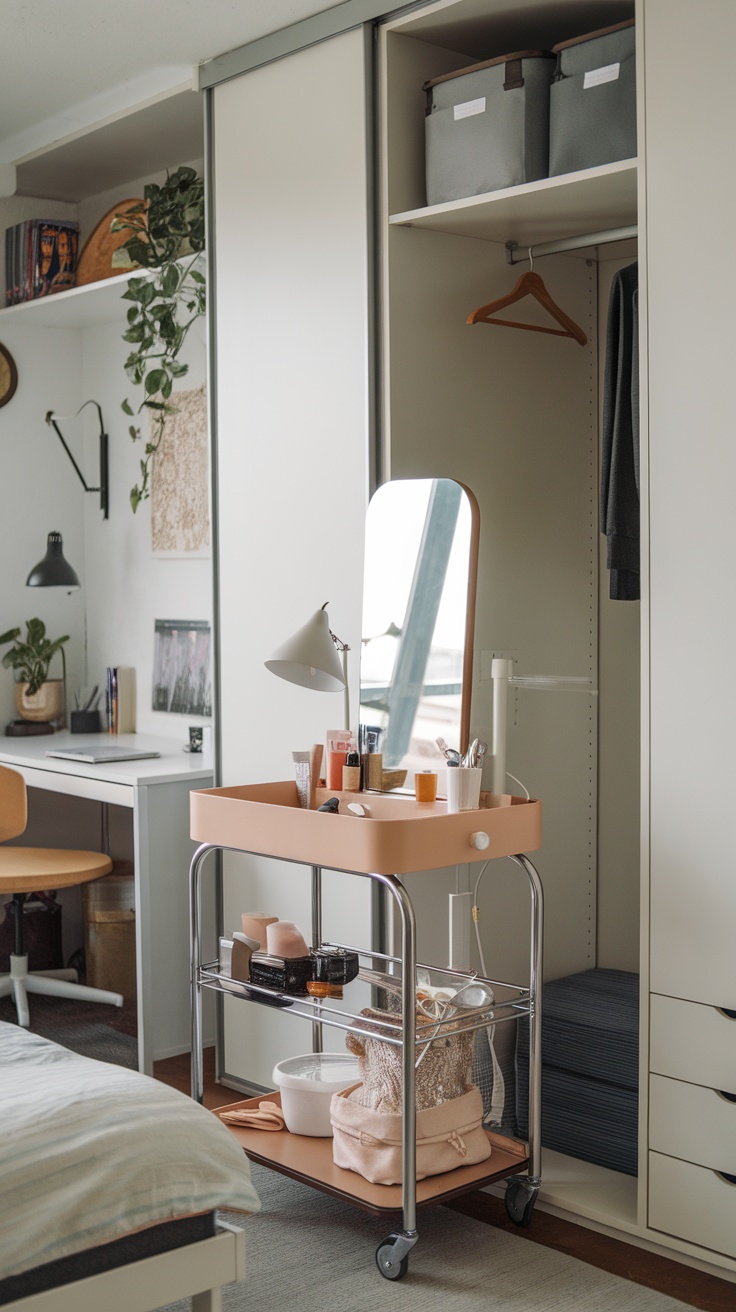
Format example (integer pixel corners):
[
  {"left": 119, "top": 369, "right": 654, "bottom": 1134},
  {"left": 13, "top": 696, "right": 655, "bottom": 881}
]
[
  {"left": 389, "top": 159, "right": 638, "bottom": 248},
  {"left": 0, "top": 267, "right": 143, "bottom": 329},
  {"left": 537, "top": 1148, "right": 639, "bottom": 1230}
]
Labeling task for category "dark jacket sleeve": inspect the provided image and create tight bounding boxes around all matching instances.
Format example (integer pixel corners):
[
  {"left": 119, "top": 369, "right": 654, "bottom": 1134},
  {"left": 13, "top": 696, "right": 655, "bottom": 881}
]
[{"left": 600, "top": 262, "right": 640, "bottom": 601}]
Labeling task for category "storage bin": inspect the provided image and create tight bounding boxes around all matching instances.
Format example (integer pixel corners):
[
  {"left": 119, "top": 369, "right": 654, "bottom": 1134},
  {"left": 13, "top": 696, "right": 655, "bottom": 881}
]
[
  {"left": 272, "top": 1053, "right": 360, "bottom": 1136},
  {"left": 82, "top": 867, "right": 136, "bottom": 999},
  {"left": 549, "top": 20, "right": 636, "bottom": 177},
  {"left": 516, "top": 968, "right": 639, "bottom": 1176},
  {"left": 423, "top": 50, "right": 555, "bottom": 205}
]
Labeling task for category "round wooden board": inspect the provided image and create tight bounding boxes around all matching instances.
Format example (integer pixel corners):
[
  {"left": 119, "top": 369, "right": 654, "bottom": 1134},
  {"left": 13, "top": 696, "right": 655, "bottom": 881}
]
[{"left": 76, "top": 198, "right": 144, "bottom": 286}]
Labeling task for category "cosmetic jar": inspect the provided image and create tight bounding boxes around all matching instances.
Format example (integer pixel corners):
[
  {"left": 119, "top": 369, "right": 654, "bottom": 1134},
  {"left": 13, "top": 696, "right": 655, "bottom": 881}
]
[
  {"left": 415, "top": 770, "right": 438, "bottom": 803},
  {"left": 249, "top": 950, "right": 314, "bottom": 995}
]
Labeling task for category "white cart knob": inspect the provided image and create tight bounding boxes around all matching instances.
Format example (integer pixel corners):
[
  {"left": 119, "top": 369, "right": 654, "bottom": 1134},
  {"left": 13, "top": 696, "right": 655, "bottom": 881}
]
[{"left": 470, "top": 831, "right": 490, "bottom": 851}]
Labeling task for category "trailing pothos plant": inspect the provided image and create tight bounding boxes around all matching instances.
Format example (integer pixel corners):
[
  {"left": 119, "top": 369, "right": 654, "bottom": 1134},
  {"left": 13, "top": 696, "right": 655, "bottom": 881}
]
[{"left": 112, "top": 166, "right": 206, "bottom": 511}]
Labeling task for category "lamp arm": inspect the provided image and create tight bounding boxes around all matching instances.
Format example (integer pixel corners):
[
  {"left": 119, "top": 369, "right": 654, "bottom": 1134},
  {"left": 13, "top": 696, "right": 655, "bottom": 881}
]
[
  {"left": 46, "top": 401, "right": 109, "bottom": 519},
  {"left": 47, "top": 414, "right": 97, "bottom": 493}
]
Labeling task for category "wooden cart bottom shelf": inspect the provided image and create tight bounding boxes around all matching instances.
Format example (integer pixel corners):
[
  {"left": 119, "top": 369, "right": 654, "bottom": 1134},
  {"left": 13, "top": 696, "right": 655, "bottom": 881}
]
[{"left": 217, "top": 1094, "right": 529, "bottom": 1217}]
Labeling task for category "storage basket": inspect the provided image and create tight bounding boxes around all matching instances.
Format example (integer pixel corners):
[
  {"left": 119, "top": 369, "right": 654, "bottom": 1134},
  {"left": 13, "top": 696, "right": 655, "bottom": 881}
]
[
  {"left": 82, "top": 867, "right": 136, "bottom": 999},
  {"left": 331, "top": 1082, "right": 491, "bottom": 1184},
  {"left": 549, "top": 20, "right": 636, "bottom": 176},
  {"left": 423, "top": 50, "right": 555, "bottom": 205}
]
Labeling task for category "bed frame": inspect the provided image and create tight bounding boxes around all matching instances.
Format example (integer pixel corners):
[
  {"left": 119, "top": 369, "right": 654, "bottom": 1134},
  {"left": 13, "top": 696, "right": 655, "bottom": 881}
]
[{"left": 2, "top": 1220, "right": 244, "bottom": 1312}]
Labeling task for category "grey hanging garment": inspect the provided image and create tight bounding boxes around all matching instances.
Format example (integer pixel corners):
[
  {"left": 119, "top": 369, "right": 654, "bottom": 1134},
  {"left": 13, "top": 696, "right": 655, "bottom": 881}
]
[{"left": 600, "top": 262, "right": 639, "bottom": 600}]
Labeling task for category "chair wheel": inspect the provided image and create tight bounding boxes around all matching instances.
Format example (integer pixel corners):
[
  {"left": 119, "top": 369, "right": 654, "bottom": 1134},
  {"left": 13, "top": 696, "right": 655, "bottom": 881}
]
[
  {"left": 375, "top": 1237, "right": 409, "bottom": 1280},
  {"left": 505, "top": 1178, "right": 537, "bottom": 1226}
]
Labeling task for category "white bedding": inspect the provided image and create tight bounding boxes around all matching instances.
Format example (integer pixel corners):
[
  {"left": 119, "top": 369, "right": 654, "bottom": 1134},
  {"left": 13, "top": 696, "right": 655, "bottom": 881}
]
[{"left": 0, "top": 1021, "right": 260, "bottom": 1281}]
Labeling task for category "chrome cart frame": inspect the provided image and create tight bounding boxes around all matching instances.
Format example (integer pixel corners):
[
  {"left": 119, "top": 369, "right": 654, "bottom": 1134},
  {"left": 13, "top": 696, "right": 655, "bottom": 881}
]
[{"left": 189, "top": 841, "right": 543, "bottom": 1279}]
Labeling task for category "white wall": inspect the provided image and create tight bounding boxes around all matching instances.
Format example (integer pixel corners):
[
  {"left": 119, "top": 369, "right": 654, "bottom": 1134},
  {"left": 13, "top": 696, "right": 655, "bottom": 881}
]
[
  {"left": 0, "top": 190, "right": 85, "bottom": 727},
  {"left": 0, "top": 161, "right": 210, "bottom": 742}
]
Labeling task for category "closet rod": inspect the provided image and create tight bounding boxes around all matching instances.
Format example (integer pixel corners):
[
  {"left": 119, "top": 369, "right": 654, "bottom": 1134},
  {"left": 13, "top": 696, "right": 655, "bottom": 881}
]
[{"left": 505, "top": 225, "right": 638, "bottom": 265}]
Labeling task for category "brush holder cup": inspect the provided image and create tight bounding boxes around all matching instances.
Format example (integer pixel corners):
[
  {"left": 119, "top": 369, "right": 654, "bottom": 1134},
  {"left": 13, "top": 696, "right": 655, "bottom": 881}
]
[
  {"left": 70, "top": 710, "right": 102, "bottom": 734},
  {"left": 445, "top": 767, "right": 482, "bottom": 813}
]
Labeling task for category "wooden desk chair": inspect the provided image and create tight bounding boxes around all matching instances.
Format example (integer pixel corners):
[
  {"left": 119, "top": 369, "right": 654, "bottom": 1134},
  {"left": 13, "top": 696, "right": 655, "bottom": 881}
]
[{"left": 0, "top": 763, "right": 123, "bottom": 1027}]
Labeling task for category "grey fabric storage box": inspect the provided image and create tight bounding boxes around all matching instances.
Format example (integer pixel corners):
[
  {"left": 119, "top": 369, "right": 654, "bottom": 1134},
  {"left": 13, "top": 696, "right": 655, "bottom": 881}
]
[
  {"left": 424, "top": 51, "right": 554, "bottom": 206},
  {"left": 549, "top": 20, "right": 636, "bottom": 177}
]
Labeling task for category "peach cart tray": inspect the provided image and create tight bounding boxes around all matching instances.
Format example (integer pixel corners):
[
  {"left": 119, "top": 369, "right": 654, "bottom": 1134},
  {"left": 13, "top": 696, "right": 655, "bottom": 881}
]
[
  {"left": 191, "top": 781, "right": 541, "bottom": 875},
  {"left": 216, "top": 1093, "right": 529, "bottom": 1217}
]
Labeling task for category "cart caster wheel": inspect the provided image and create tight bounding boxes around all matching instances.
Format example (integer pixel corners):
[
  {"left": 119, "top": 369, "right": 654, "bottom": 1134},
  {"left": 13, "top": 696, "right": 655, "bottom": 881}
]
[
  {"left": 376, "top": 1238, "right": 409, "bottom": 1281},
  {"left": 505, "top": 1179, "right": 537, "bottom": 1227}
]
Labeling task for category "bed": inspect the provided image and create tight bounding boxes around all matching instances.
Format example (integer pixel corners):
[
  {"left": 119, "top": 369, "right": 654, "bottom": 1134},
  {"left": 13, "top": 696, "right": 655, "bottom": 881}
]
[{"left": 0, "top": 1021, "right": 260, "bottom": 1311}]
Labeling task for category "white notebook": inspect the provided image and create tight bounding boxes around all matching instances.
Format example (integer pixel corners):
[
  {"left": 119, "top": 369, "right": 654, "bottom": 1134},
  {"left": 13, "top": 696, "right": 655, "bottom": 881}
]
[{"left": 45, "top": 746, "right": 160, "bottom": 764}]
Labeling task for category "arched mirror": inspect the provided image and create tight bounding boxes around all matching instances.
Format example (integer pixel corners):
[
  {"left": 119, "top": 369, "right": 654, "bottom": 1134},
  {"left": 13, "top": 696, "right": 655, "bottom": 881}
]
[{"left": 359, "top": 478, "right": 479, "bottom": 794}]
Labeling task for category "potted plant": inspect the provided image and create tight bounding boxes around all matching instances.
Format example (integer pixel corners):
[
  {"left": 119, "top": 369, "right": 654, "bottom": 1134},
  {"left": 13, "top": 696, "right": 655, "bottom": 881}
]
[
  {"left": 0, "top": 618, "right": 70, "bottom": 723},
  {"left": 112, "top": 166, "right": 206, "bottom": 511}
]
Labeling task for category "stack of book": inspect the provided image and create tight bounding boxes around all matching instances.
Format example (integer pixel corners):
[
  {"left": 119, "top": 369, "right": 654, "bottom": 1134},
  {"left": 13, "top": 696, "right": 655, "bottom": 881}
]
[
  {"left": 4, "top": 219, "right": 79, "bottom": 304},
  {"left": 106, "top": 667, "right": 136, "bottom": 734}
]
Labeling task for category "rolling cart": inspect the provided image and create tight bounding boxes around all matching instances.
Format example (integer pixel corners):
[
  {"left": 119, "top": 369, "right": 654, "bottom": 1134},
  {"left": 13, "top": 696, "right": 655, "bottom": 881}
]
[{"left": 189, "top": 781, "right": 544, "bottom": 1280}]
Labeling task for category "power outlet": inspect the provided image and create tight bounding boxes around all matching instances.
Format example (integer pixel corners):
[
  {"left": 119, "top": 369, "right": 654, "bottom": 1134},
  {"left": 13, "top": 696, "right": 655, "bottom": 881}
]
[{"left": 449, "top": 892, "right": 474, "bottom": 971}]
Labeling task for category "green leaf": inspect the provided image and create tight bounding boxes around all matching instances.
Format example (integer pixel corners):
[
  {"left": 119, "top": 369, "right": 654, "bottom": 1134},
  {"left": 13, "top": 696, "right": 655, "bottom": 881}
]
[
  {"left": 121, "top": 398, "right": 134, "bottom": 415},
  {"left": 144, "top": 369, "right": 166, "bottom": 395},
  {"left": 162, "top": 264, "right": 180, "bottom": 296}
]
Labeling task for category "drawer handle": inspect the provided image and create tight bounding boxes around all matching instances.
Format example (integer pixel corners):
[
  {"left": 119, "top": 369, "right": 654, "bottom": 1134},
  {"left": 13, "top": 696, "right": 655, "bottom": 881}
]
[
  {"left": 718, "top": 1008, "right": 736, "bottom": 1020},
  {"left": 716, "top": 1172, "right": 736, "bottom": 1186},
  {"left": 718, "top": 1090, "right": 736, "bottom": 1104}
]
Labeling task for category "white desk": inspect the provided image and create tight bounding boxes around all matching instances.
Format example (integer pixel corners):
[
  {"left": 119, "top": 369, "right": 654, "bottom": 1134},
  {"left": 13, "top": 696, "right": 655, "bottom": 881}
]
[{"left": 0, "top": 732, "right": 213, "bottom": 1073}]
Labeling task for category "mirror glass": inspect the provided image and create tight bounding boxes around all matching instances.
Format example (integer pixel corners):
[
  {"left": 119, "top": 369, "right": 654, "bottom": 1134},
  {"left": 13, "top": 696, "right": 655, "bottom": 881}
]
[{"left": 359, "top": 478, "right": 479, "bottom": 793}]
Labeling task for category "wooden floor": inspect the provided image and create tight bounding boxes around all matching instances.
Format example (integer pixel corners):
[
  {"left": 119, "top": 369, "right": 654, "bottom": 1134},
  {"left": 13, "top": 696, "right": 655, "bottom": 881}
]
[{"left": 154, "top": 1048, "right": 736, "bottom": 1312}]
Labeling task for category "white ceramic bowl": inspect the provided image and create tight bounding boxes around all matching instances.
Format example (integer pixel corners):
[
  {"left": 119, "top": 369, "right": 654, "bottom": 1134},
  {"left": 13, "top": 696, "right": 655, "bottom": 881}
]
[{"left": 272, "top": 1053, "right": 360, "bottom": 1137}]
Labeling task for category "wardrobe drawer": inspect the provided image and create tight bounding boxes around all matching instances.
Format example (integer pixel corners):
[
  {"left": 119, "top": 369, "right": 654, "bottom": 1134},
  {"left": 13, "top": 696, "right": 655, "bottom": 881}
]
[
  {"left": 650, "top": 1074, "right": 736, "bottom": 1175},
  {"left": 650, "top": 993, "right": 736, "bottom": 1093},
  {"left": 649, "top": 1151, "right": 736, "bottom": 1260}
]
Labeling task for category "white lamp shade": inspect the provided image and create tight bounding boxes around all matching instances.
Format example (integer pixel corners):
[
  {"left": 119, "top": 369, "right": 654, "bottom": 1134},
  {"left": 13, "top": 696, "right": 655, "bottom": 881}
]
[{"left": 265, "top": 607, "right": 345, "bottom": 693}]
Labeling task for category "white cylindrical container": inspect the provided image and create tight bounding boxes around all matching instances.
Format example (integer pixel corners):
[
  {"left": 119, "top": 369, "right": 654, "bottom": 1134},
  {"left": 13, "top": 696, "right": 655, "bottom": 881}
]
[
  {"left": 272, "top": 1053, "right": 360, "bottom": 1137},
  {"left": 446, "top": 766, "right": 482, "bottom": 813}
]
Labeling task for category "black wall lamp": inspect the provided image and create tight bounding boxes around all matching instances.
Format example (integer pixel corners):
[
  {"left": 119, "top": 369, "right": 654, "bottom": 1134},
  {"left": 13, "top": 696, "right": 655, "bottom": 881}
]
[
  {"left": 45, "top": 399, "right": 109, "bottom": 519},
  {"left": 26, "top": 531, "right": 81, "bottom": 590}
]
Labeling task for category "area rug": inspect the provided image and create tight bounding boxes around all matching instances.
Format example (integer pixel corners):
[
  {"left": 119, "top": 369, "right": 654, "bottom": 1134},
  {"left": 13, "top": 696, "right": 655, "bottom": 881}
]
[
  {"left": 160, "top": 1164, "right": 693, "bottom": 1312},
  {"left": 0, "top": 995, "right": 138, "bottom": 1068}
]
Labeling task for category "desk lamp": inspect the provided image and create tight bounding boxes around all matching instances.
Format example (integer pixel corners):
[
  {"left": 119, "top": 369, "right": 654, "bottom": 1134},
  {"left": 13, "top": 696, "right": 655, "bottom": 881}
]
[
  {"left": 7, "top": 532, "right": 81, "bottom": 737},
  {"left": 265, "top": 602, "right": 350, "bottom": 729},
  {"left": 26, "top": 531, "right": 80, "bottom": 591}
]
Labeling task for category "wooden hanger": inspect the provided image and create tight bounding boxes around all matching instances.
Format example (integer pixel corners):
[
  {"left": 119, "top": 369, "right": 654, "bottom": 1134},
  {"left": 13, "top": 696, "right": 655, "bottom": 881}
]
[{"left": 467, "top": 269, "right": 588, "bottom": 346}]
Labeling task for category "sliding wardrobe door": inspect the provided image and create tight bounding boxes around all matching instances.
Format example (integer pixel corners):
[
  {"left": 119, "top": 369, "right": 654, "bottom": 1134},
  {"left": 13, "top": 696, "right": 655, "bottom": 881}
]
[
  {"left": 646, "top": 0, "right": 736, "bottom": 1011},
  {"left": 212, "top": 29, "right": 372, "bottom": 1088}
]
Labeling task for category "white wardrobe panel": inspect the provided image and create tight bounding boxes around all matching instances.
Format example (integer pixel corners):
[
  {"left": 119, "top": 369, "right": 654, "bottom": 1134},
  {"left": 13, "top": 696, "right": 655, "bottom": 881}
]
[
  {"left": 213, "top": 30, "right": 371, "bottom": 1087},
  {"left": 645, "top": 0, "right": 736, "bottom": 1008}
]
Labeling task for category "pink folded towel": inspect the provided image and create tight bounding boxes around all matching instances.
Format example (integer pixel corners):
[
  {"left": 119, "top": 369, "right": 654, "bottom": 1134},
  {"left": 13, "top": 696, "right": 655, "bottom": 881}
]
[{"left": 219, "top": 1100, "right": 285, "bottom": 1132}]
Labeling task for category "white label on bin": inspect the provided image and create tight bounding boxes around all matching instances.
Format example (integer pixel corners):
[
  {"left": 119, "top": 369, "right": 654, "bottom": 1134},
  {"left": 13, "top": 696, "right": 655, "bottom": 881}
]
[
  {"left": 584, "top": 62, "right": 620, "bottom": 89},
  {"left": 454, "top": 97, "right": 486, "bottom": 120}
]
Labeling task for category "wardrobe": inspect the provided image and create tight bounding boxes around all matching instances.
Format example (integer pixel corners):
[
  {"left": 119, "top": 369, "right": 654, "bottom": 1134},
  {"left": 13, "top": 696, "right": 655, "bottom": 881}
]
[{"left": 209, "top": 0, "right": 736, "bottom": 1280}]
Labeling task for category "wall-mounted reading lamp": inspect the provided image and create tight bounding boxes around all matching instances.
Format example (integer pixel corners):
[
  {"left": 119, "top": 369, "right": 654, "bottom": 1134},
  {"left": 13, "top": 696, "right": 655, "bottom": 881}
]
[
  {"left": 265, "top": 602, "right": 351, "bottom": 729},
  {"left": 26, "top": 531, "right": 80, "bottom": 591},
  {"left": 46, "top": 399, "right": 109, "bottom": 519}
]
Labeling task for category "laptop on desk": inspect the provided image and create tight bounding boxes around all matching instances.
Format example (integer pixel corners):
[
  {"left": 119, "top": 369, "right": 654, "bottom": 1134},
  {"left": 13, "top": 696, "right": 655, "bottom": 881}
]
[{"left": 45, "top": 746, "right": 161, "bottom": 764}]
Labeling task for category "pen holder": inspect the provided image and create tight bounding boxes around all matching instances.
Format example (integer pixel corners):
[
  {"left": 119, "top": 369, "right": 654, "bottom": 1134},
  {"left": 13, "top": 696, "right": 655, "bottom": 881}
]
[
  {"left": 70, "top": 709, "right": 102, "bottom": 734},
  {"left": 446, "top": 767, "right": 482, "bottom": 813}
]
